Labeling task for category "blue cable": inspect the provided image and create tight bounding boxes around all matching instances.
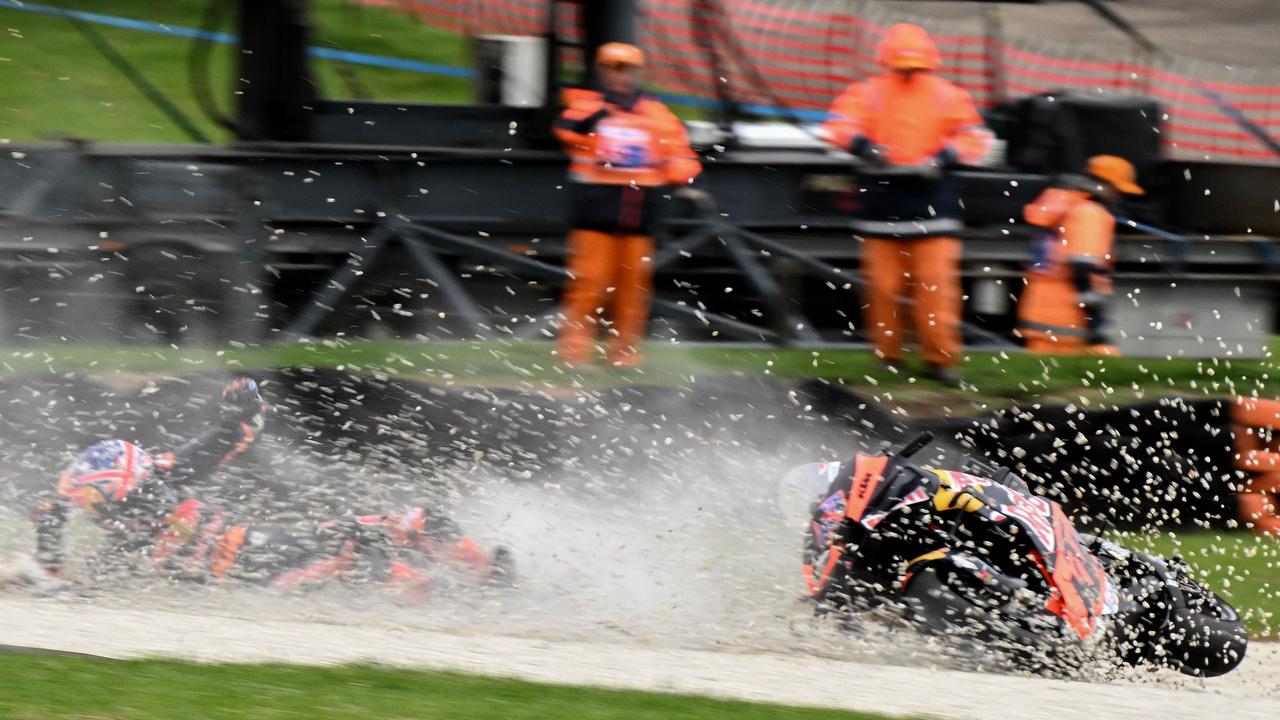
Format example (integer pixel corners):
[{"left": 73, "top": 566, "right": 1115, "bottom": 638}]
[
  {"left": 1115, "top": 216, "right": 1185, "bottom": 242},
  {"left": 0, "top": 0, "right": 832, "bottom": 118},
  {"left": 0, "top": 0, "right": 473, "bottom": 78}
]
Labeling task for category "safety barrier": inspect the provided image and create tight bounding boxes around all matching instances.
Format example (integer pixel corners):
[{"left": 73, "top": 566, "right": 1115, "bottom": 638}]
[
  {"left": 361, "top": 0, "right": 1280, "bottom": 163},
  {"left": 282, "top": 213, "right": 1017, "bottom": 349},
  {"left": 1232, "top": 397, "right": 1280, "bottom": 537}
]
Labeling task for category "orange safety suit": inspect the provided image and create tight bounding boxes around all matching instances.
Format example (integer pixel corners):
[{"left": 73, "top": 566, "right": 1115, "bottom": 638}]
[
  {"left": 1017, "top": 186, "right": 1116, "bottom": 354},
  {"left": 553, "top": 88, "right": 701, "bottom": 366},
  {"left": 821, "top": 23, "right": 992, "bottom": 367}
]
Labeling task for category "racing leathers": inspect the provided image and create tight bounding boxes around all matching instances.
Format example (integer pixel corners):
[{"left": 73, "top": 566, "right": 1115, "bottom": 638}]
[
  {"left": 31, "top": 378, "right": 268, "bottom": 580},
  {"left": 144, "top": 503, "right": 506, "bottom": 593},
  {"left": 27, "top": 379, "right": 508, "bottom": 594},
  {"left": 355, "top": 506, "right": 514, "bottom": 597}
]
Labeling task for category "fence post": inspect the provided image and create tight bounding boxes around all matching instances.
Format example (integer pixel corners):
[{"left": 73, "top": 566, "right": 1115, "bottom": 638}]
[
  {"left": 230, "top": 168, "right": 269, "bottom": 345},
  {"left": 981, "top": 5, "right": 1007, "bottom": 108}
]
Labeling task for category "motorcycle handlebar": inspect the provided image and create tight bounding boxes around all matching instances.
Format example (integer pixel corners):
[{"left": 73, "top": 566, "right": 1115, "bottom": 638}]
[{"left": 897, "top": 432, "right": 935, "bottom": 459}]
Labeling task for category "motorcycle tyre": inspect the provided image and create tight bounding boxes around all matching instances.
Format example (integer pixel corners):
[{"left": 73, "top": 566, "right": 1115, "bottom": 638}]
[
  {"left": 902, "top": 568, "right": 1084, "bottom": 675},
  {"left": 1159, "top": 596, "right": 1248, "bottom": 678}
]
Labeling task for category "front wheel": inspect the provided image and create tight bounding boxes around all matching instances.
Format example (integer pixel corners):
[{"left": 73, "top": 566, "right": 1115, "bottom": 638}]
[{"left": 1159, "top": 588, "right": 1248, "bottom": 677}]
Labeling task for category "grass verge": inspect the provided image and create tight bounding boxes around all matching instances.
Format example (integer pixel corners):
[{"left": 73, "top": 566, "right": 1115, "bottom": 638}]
[
  {"left": 1110, "top": 531, "right": 1280, "bottom": 638},
  {"left": 0, "top": 0, "right": 716, "bottom": 142},
  {"left": 0, "top": 0, "right": 470, "bottom": 143},
  {"left": 5, "top": 337, "right": 1276, "bottom": 412},
  {"left": 0, "top": 655, "right": 900, "bottom": 720}
]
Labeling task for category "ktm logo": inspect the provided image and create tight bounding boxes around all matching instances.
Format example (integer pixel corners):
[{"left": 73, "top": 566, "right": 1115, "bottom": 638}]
[{"left": 854, "top": 471, "right": 874, "bottom": 498}]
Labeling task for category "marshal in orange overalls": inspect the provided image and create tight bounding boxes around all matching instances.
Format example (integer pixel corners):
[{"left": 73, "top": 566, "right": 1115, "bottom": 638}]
[
  {"left": 1017, "top": 155, "right": 1143, "bottom": 355},
  {"left": 821, "top": 24, "right": 993, "bottom": 380},
  {"left": 553, "top": 43, "right": 701, "bottom": 368}
]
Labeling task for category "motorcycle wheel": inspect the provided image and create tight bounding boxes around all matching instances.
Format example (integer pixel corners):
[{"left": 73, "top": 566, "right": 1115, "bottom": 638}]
[
  {"left": 901, "top": 567, "right": 984, "bottom": 633},
  {"left": 1160, "top": 589, "right": 1248, "bottom": 678},
  {"left": 902, "top": 567, "right": 1073, "bottom": 673},
  {"left": 906, "top": 566, "right": 1095, "bottom": 671}
]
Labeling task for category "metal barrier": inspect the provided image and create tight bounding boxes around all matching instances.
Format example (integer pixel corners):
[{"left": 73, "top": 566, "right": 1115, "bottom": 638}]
[{"left": 281, "top": 214, "right": 1018, "bottom": 348}]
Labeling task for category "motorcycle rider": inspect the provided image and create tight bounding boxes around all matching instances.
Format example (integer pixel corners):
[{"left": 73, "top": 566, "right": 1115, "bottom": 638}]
[
  {"left": 24, "top": 377, "right": 509, "bottom": 594},
  {"left": 30, "top": 376, "right": 268, "bottom": 582}
]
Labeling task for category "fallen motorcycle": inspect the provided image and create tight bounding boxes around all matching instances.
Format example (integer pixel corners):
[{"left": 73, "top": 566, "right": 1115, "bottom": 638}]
[{"left": 787, "top": 433, "right": 1247, "bottom": 677}]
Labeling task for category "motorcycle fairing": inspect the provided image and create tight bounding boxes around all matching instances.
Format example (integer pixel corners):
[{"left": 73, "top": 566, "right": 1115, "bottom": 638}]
[
  {"left": 1044, "top": 504, "right": 1110, "bottom": 638},
  {"left": 978, "top": 482, "right": 1110, "bottom": 638},
  {"left": 844, "top": 455, "right": 890, "bottom": 523},
  {"left": 861, "top": 487, "right": 928, "bottom": 530}
]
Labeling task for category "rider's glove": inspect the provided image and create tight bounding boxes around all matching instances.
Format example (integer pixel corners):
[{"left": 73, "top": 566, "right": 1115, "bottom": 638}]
[
  {"left": 850, "top": 136, "right": 889, "bottom": 166},
  {"left": 930, "top": 146, "right": 958, "bottom": 170},
  {"left": 220, "top": 377, "right": 266, "bottom": 422}
]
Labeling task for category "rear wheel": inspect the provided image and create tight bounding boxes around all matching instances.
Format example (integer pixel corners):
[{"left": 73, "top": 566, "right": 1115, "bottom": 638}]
[
  {"left": 902, "top": 567, "right": 1088, "bottom": 675},
  {"left": 901, "top": 567, "right": 985, "bottom": 634}
]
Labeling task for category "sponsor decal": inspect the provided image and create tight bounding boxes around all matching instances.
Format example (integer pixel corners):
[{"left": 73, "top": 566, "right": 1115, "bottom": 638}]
[
  {"left": 597, "top": 120, "right": 653, "bottom": 169},
  {"left": 1000, "top": 492, "right": 1056, "bottom": 552},
  {"left": 812, "top": 490, "right": 847, "bottom": 546}
]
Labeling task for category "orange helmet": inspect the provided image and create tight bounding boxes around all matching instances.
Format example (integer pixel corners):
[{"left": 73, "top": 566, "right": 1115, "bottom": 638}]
[
  {"left": 877, "top": 23, "right": 940, "bottom": 71},
  {"left": 1086, "top": 155, "right": 1144, "bottom": 195},
  {"left": 596, "top": 42, "right": 645, "bottom": 69}
]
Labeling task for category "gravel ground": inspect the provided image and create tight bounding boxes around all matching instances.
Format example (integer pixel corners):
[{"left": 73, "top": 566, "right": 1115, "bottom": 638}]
[
  {"left": 0, "top": 371, "right": 1274, "bottom": 719},
  {"left": 1, "top": 475, "right": 1276, "bottom": 720},
  {"left": 0, "top": 595, "right": 1276, "bottom": 720}
]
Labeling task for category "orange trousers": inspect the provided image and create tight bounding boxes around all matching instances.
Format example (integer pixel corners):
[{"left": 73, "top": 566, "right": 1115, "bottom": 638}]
[
  {"left": 558, "top": 229, "right": 654, "bottom": 366},
  {"left": 861, "top": 236, "right": 962, "bottom": 366},
  {"left": 1018, "top": 276, "right": 1091, "bottom": 355}
]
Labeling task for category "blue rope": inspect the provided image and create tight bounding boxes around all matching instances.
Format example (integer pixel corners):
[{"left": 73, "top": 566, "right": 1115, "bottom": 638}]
[
  {"left": 0, "top": 0, "right": 473, "bottom": 78},
  {"left": 0, "top": 0, "right": 833, "bottom": 120}
]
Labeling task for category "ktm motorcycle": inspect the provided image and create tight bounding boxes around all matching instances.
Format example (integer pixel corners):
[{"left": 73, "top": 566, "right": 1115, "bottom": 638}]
[{"left": 794, "top": 433, "right": 1248, "bottom": 677}]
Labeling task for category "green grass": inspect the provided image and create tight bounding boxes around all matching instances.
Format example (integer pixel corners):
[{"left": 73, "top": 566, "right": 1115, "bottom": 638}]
[
  {"left": 0, "top": 656, "right": 898, "bottom": 720},
  {"left": 1110, "top": 530, "right": 1280, "bottom": 638},
  {"left": 0, "top": 0, "right": 471, "bottom": 143},
  {"left": 0, "top": 0, "right": 717, "bottom": 143},
  {"left": 6, "top": 337, "right": 1277, "bottom": 412}
]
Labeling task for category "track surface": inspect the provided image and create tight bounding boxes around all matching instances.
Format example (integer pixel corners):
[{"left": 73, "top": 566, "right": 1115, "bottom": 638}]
[
  {"left": 0, "top": 596, "right": 1277, "bottom": 720},
  {"left": 3, "top": 476, "right": 1276, "bottom": 720}
]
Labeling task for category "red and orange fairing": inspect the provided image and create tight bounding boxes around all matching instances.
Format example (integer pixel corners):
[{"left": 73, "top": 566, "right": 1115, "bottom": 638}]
[
  {"left": 1042, "top": 505, "right": 1109, "bottom": 639},
  {"left": 802, "top": 455, "right": 889, "bottom": 598}
]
